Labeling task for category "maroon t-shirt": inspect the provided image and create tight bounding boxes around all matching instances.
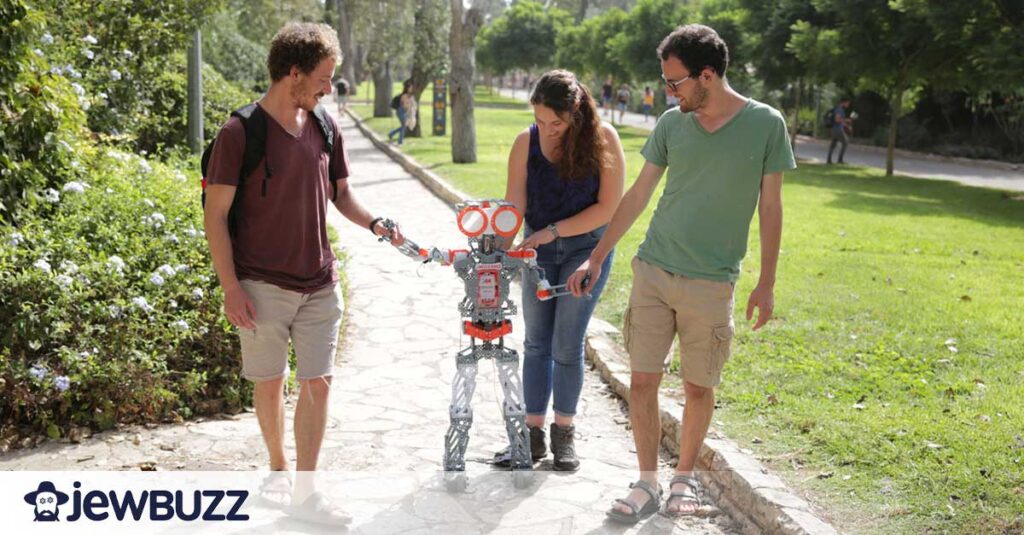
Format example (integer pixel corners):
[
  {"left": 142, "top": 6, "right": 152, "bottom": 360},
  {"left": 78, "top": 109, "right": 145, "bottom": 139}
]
[{"left": 206, "top": 105, "right": 350, "bottom": 292}]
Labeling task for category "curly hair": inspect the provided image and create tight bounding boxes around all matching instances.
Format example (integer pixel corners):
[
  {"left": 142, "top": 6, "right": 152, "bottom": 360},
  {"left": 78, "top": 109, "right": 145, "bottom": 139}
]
[
  {"left": 529, "top": 70, "right": 608, "bottom": 181},
  {"left": 267, "top": 22, "right": 340, "bottom": 82},
  {"left": 657, "top": 24, "right": 729, "bottom": 78}
]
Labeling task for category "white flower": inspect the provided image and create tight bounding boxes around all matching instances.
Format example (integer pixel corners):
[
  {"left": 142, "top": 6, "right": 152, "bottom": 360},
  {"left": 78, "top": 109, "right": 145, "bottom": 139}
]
[
  {"left": 108, "top": 304, "right": 122, "bottom": 318},
  {"left": 29, "top": 364, "right": 47, "bottom": 380},
  {"left": 70, "top": 83, "right": 85, "bottom": 97},
  {"left": 33, "top": 48, "right": 44, "bottom": 57},
  {"left": 107, "top": 255, "right": 125, "bottom": 272},
  {"left": 60, "top": 260, "right": 78, "bottom": 274},
  {"left": 55, "top": 274, "right": 73, "bottom": 288},
  {"left": 169, "top": 299, "right": 178, "bottom": 309},
  {"left": 143, "top": 212, "right": 166, "bottom": 228},
  {"left": 157, "top": 264, "right": 176, "bottom": 277},
  {"left": 174, "top": 264, "right": 189, "bottom": 274},
  {"left": 44, "top": 188, "right": 60, "bottom": 203},
  {"left": 83, "top": 34, "right": 98, "bottom": 45},
  {"left": 83, "top": 49, "right": 94, "bottom": 60},
  {"left": 138, "top": 160, "right": 152, "bottom": 174},
  {"left": 143, "top": 198, "right": 155, "bottom": 208},
  {"left": 54, "top": 375, "right": 71, "bottom": 392},
  {"left": 149, "top": 273, "right": 165, "bottom": 286},
  {"left": 8, "top": 231, "right": 24, "bottom": 246},
  {"left": 171, "top": 319, "right": 189, "bottom": 331},
  {"left": 50, "top": 66, "right": 62, "bottom": 76},
  {"left": 165, "top": 234, "right": 179, "bottom": 244},
  {"left": 174, "top": 170, "right": 186, "bottom": 182},
  {"left": 62, "top": 181, "right": 87, "bottom": 194},
  {"left": 123, "top": 49, "right": 133, "bottom": 59},
  {"left": 58, "top": 140, "right": 73, "bottom": 152},
  {"left": 97, "top": 92, "right": 108, "bottom": 102},
  {"left": 191, "top": 288, "right": 204, "bottom": 300},
  {"left": 110, "top": 69, "right": 121, "bottom": 81},
  {"left": 131, "top": 296, "right": 153, "bottom": 313},
  {"left": 34, "top": 258, "right": 52, "bottom": 273},
  {"left": 80, "top": 99, "right": 90, "bottom": 111},
  {"left": 41, "top": 33, "right": 54, "bottom": 45},
  {"left": 63, "top": 65, "right": 81, "bottom": 78},
  {"left": 184, "top": 226, "right": 200, "bottom": 237}
]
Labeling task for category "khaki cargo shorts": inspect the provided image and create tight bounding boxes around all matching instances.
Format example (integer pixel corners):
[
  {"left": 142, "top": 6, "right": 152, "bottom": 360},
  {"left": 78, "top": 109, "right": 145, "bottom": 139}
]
[
  {"left": 238, "top": 280, "right": 343, "bottom": 382},
  {"left": 623, "top": 257, "right": 735, "bottom": 388}
]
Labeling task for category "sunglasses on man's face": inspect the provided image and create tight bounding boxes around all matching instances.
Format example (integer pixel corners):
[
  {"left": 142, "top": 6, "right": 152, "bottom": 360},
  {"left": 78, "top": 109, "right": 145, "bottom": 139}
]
[{"left": 661, "top": 73, "right": 692, "bottom": 92}]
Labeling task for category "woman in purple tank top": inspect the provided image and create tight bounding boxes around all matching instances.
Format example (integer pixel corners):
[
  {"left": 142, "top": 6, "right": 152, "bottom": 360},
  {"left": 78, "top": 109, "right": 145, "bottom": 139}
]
[{"left": 493, "top": 70, "right": 626, "bottom": 471}]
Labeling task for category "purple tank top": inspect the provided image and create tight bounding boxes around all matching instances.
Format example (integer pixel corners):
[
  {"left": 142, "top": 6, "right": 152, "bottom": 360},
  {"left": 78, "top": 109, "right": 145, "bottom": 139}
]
[{"left": 525, "top": 124, "right": 600, "bottom": 232}]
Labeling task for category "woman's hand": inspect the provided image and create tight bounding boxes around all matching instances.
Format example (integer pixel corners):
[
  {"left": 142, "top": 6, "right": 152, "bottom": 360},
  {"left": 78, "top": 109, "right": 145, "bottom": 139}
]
[{"left": 513, "top": 227, "right": 555, "bottom": 250}]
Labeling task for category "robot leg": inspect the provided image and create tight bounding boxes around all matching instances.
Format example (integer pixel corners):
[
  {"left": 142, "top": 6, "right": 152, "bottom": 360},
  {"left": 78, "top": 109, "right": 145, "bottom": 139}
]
[
  {"left": 496, "top": 347, "right": 534, "bottom": 487},
  {"left": 443, "top": 350, "right": 478, "bottom": 484}
]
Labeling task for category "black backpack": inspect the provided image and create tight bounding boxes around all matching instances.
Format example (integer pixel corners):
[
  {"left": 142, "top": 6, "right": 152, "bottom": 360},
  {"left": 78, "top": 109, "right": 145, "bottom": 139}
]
[
  {"left": 390, "top": 94, "right": 402, "bottom": 110},
  {"left": 823, "top": 106, "right": 837, "bottom": 128},
  {"left": 200, "top": 103, "right": 338, "bottom": 235}
]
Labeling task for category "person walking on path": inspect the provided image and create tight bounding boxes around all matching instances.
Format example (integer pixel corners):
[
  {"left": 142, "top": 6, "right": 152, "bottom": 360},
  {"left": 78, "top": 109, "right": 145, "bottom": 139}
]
[
  {"left": 333, "top": 77, "right": 350, "bottom": 113},
  {"left": 567, "top": 24, "right": 795, "bottom": 523},
  {"left": 601, "top": 77, "right": 614, "bottom": 118},
  {"left": 388, "top": 81, "right": 417, "bottom": 145},
  {"left": 493, "top": 69, "right": 625, "bottom": 472},
  {"left": 826, "top": 97, "right": 852, "bottom": 164},
  {"left": 616, "top": 84, "right": 632, "bottom": 124},
  {"left": 642, "top": 86, "right": 655, "bottom": 122},
  {"left": 203, "top": 21, "right": 405, "bottom": 527}
]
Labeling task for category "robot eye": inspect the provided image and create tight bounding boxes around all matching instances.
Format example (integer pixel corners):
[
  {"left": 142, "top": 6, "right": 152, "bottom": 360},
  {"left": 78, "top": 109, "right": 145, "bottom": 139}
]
[
  {"left": 491, "top": 206, "right": 522, "bottom": 238},
  {"left": 457, "top": 206, "right": 487, "bottom": 237}
]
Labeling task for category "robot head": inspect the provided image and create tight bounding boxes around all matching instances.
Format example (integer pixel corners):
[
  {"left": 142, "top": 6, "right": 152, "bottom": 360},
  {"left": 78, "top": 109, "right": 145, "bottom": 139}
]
[{"left": 456, "top": 200, "right": 523, "bottom": 239}]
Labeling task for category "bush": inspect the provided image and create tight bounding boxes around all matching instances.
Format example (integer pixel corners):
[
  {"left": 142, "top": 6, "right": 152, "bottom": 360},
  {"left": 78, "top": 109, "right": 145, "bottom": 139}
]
[
  {"left": 0, "top": 148, "right": 246, "bottom": 443},
  {"left": 133, "top": 52, "right": 255, "bottom": 155}
]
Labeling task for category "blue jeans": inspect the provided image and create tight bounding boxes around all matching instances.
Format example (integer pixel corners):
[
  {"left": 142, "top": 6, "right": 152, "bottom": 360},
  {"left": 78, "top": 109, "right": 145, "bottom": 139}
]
[
  {"left": 388, "top": 108, "right": 407, "bottom": 144},
  {"left": 521, "top": 225, "right": 614, "bottom": 417}
]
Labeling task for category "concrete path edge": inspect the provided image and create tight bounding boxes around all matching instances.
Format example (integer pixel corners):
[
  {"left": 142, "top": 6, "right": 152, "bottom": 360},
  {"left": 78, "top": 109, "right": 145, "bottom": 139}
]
[{"left": 345, "top": 108, "right": 840, "bottom": 535}]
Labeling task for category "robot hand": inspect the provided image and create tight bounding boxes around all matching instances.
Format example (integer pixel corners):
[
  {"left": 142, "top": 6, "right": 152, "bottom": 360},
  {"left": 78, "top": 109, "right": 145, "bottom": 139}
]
[{"left": 535, "top": 273, "right": 591, "bottom": 301}]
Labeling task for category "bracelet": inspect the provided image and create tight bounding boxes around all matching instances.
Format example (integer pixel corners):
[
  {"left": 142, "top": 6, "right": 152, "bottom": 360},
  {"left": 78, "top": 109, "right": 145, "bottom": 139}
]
[
  {"left": 546, "top": 223, "right": 560, "bottom": 239},
  {"left": 369, "top": 216, "right": 384, "bottom": 233}
]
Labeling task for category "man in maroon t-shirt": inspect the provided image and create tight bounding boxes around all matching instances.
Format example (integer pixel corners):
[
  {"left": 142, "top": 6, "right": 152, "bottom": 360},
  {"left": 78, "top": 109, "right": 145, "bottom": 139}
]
[{"left": 203, "top": 22, "right": 404, "bottom": 526}]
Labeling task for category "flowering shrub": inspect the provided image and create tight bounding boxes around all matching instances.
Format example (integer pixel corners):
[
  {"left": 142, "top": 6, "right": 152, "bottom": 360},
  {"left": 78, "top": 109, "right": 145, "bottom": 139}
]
[{"left": 0, "top": 148, "right": 246, "bottom": 443}]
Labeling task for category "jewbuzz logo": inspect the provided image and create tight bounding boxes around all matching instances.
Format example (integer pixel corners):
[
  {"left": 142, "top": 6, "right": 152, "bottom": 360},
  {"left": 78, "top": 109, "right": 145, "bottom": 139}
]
[{"left": 23, "top": 480, "right": 249, "bottom": 522}]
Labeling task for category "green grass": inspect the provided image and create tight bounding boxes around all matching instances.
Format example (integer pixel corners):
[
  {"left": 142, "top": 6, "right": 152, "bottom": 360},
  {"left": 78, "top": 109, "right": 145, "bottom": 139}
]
[{"left": 350, "top": 87, "right": 1024, "bottom": 534}]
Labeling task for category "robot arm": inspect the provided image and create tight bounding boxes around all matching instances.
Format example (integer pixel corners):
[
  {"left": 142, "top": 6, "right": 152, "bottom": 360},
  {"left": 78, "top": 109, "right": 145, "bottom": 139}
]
[
  {"left": 505, "top": 249, "right": 590, "bottom": 302},
  {"left": 378, "top": 219, "right": 468, "bottom": 266}
]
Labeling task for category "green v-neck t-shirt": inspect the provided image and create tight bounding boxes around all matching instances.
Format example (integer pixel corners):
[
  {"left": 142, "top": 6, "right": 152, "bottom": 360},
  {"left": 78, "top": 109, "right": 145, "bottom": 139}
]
[{"left": 638, "top": 98, "right": 796, "bottom": 283}]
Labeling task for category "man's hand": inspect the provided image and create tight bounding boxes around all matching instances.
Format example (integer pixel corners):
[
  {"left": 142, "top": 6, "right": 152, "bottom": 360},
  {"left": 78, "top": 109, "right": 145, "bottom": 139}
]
[
  {"left": 374, "top": 219, "right": 406, "bottom": 246},
  {"left": 567, "top": 255, "right": 601, "bottom": 297},
  {"left": 745, "top": 283, "right": 774, "bottom": 331},
  {"left": 224, "top": 286, "right": 256, "bottom": 329}
]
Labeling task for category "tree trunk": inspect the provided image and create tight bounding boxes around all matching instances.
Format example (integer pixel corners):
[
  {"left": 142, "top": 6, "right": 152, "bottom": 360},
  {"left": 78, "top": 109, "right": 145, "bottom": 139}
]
[
  {"left": 373, "top": 61, "right": 392, "bottom": 118},
  {"left": 353, "top": 43, "right": 367, "bottom": 92},
  {"left": 790, "top": 78, "right": 802, "bottom": 153},
  {"left": 813, "top": 84, "right": 821, "bottom": 139},
  {"left": 886, "top": 86, "right": 904, "bottom": 176},
  {"left": 334, "top": 0, "right": 357, "bottom": 87},
  {"left": 576, "top": 0, "right": 589, "bottom": 24},
  {"left": 449, "top": 0, "right": 483, "bottom": 163}
]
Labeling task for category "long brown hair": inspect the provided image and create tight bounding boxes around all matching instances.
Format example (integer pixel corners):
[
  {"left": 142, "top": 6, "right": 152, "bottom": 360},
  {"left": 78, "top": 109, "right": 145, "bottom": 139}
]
[{"left": 530, "top": 70, "right": 608, "bottom": 180}]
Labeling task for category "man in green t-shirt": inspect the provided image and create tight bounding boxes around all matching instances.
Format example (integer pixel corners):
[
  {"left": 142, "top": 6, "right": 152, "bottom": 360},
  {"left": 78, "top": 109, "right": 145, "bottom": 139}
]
[{"left": 568, "top": 24, "right": 796, "bottom": 522}]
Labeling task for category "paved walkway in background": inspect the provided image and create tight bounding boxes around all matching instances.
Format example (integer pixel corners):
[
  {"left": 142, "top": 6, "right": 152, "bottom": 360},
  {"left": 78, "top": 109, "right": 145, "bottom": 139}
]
[
  {"left": 497, "top": 87, "right": 1024, "bottom": 192},
  {"left": 0, "top": 105, "right": 739, "bottom": 534}
]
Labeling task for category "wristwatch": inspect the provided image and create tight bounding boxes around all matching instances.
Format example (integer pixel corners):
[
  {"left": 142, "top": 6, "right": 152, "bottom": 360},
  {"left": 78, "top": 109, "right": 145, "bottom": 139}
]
[{"left": 546, "top": 223, "right": 560, "bottom": 239}]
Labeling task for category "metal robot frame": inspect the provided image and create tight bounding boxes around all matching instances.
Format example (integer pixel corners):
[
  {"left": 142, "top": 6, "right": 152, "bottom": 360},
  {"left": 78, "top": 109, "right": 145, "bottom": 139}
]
[{"left": 379, "top": 199, "right": 578, "bottom": 491}]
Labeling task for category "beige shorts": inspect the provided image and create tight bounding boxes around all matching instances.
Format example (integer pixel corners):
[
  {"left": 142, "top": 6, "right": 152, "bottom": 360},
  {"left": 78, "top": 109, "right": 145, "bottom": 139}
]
[
  {"left": 238, "top": 280, "right": 343, "bottom": 382},
  {"left": 623, "top": 257, "right": 735, "bottom": 387}
]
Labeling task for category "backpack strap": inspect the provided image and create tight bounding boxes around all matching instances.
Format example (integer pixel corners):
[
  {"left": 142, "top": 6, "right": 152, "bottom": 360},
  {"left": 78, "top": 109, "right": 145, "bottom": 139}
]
[
  {"left": 232, "top": 103, "right": 270, "bottom": 190},
  {"left": 311, "top": 103, "right": 340, "bottom": 202}
]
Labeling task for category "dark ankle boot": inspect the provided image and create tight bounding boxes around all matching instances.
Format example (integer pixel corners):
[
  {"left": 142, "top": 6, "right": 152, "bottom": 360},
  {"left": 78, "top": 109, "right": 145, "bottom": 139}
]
[
  {"left": 550, "top": 423, "right": 580, "bottom": 471},
  {"left": 529, "top": 425, "right": 547, "bottom": 460}
]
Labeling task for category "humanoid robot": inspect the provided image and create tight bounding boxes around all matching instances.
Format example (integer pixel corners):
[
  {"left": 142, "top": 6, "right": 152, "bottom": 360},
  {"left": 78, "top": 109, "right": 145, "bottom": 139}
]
[{"left": 380, "top": 200, "right": 580, "bottom": 491}]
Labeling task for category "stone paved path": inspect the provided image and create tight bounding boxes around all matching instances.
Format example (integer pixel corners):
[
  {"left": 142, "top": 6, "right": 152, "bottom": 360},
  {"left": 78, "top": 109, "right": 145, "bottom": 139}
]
[
  {"left": 0, "top": 107, "right": 739, "bottom": 534},
  {"left": 496, "top": 87, "right": 1024, "bottom": 192}
]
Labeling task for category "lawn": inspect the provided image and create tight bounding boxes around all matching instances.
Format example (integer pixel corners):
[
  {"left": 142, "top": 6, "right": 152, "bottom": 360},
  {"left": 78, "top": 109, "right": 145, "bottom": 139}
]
[{"left": 350, "top": 86, "right": 1024, "bottom": 534}]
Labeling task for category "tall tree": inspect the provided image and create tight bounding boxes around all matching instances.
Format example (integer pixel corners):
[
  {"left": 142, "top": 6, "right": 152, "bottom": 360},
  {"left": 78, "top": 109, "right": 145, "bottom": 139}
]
[
  {"left": 356, "top": 0, "right": 414, "bottom": 117},
  {"left": 333, "top": 0, "right": 358, "bottom": 87},
  {"left": 790, "top": 0, "right": 992, "bottom": 175},
  {"left": 409, "top": 0, "right": 450, "bottom": 137},
  {"left": 607, "top": 0, "right": 689, "bottom": 83},
  {"left": 477, "top": 1, "right": 569, "bottom": 77},
  {"left": 449, "top": 0, "right": 484, "bottom": 163}
]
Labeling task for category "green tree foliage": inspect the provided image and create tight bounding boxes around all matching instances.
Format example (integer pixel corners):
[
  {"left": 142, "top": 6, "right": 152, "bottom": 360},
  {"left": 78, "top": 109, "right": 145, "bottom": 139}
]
[
  {"left": 607, "top": 0, "right": 689, "bottom": 83},
  {"left": 202, "top": 11, "right": 269, "bottom": 92},
  {"left": 409, "top": 0, "right": 450, "bottom": 137},
  {"left": 553, "top": 7, "right": 630, "bottom": 81},
  {"left": 477, "top": 0, "right": 570, "bottom": 76}
]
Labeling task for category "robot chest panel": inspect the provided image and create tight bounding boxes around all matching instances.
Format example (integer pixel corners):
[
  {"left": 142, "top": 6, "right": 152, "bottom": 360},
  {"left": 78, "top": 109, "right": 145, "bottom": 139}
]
[{"left": 475, "top": 263, "right": 503, "bottom": 308}]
